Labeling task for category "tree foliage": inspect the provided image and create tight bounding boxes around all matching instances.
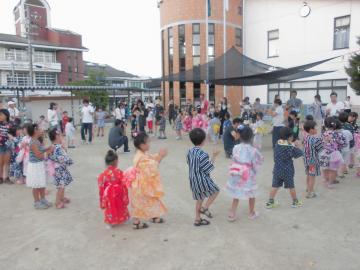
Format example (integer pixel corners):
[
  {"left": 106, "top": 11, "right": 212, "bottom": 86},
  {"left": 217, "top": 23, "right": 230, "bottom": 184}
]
[
  {"left": 346, "top": 37, "right": 360, "bottom": 94},
  {"left": 67, "top": 71, "right": 109, "bottom": 109}
]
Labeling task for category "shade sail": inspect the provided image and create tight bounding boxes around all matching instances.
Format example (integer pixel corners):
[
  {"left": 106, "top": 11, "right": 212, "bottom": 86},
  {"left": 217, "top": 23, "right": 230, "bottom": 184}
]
[{"left": 161, "top": 47, "right": 337, "bottom": 86}]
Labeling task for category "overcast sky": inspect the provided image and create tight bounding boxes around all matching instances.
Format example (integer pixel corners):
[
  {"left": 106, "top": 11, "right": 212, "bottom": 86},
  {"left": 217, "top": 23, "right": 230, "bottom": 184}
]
[{"left": 0, "top": 0, "right": 162, "bottom": 78}]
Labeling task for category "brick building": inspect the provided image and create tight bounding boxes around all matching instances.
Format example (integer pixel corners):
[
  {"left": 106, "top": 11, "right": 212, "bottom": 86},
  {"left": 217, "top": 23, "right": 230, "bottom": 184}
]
[
  {"left": 0, "top": 0, "right": 87, "bottom": 87},
  {"left": 158, "top": 0, "right": 244, "bottom": 115}
]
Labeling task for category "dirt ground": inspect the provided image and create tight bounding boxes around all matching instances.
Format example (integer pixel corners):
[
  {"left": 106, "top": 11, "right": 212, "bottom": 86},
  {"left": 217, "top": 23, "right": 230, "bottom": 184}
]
[{"left": 1, "top": 126, "right": 360, "bottom": 270}]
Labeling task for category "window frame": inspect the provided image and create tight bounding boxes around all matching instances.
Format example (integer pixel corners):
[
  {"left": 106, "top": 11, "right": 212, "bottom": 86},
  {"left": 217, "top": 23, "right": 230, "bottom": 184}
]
[
  {"left": 267, "top": 29, "right": 279, "bottom": 58},
  {"left": 333, "top": 15, "right": 351, "bottom": 50},
  {"left": 235, "top": 28, "right": 242, "bottom": 47}
]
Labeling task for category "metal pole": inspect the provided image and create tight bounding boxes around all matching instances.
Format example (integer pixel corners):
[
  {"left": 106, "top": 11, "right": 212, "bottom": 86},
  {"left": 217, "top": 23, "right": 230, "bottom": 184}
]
[
  {"left": 26, "top": 5, "right": 34, "bottom": 86},
  {"left": 223, "top": 0, "right": 227, "bottom": 98},
  {"left": 70, "top": 90, "right": 74, "bottom": 123},
  {"left": 205, "top": 0, "right": 209, "bottom": 101},
  {"left": 242, "top": 0, "right": 246, "bottom": 98}
]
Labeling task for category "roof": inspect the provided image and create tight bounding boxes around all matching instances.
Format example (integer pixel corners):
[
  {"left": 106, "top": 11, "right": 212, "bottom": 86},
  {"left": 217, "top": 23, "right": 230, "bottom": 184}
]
[
  {"left": 84, "top": 61, "right": 137, "bottom": 78},
  {"left": 0, "top": 33, "right": 88, "bottom": 51}
]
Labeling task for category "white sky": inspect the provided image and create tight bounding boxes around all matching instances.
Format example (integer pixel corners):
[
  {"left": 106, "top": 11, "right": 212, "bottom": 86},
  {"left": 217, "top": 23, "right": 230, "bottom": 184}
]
[{"left": 0, "top": 0, "right": 162, "bottom": 78}]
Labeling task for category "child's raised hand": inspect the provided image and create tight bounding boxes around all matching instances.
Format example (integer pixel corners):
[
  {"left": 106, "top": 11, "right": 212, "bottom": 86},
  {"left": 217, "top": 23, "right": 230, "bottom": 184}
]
[{"left": 212, "top": 149, "right": 221, "bottom": 159}]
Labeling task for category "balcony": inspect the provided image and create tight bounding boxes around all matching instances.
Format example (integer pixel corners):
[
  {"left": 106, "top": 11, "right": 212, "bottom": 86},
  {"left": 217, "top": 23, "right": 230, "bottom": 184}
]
[{"left": 0, "top": 60, "right": 61, "bottom": 73}]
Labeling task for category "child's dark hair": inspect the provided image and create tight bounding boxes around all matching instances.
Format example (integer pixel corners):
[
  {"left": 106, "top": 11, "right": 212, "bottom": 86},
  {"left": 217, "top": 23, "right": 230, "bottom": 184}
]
[
  {"left": 213, "top": 112, "right": 219, "bottom": 118},
  {"left": 48, "top": 128, "right": 59, "bottom": 142},
  {"left": 279, "top": 127, "right": 293, "bottom": 140},
  {"left": 349, "top": 111, "right": 358, "bottom": 119},
  {"left": 39, "top": 115, "right": 45, "bottom": 119},
  {"left": 27, "top": 124, "right": 38, "bottom": 136},
  {"left": 8, "top": 125, "right": 19, "bottom": 137},
  {"left": 324, "top": 116, "right": 340, "bottom": 130},
  {"left": 232, "top": 117, "right": 243, "bottom": 125},
  {"left": 105, "top": 150, "right": 118, "bottom": 166},
  {"left": 68, "top": 117, "right": 73, "bottom": 123},
  {"left": 274, "top": 99, "right": 282, "bottom": 106},
  {"left": 256, "top": 112, "right": 264, "bottom": 120},
  {"left": 0, "top": 109, "right": 10, "bottom": 122},
  {"left": 224, "top": 112, "right": 230, "bottom": 119},
  {"left": 238, "top": 126, "right": 253, "bottom": 143},
  {"left": 289, "top": 111, "right": 298, "bottom": 117},
  {"left": 305, "top": 115, "right": 314, "bottom": 121},
  {"left": 133, "top": 132, "right": 149, "bottom": 149},
  {"left": 338, "top": 112, "right": 349, "bottom": 123},
  {"left": 303, "top": 120, "right": 317, "bottom": 133},
  {"left": 189, "top": 128, "right": 206, "bottom": 146}
]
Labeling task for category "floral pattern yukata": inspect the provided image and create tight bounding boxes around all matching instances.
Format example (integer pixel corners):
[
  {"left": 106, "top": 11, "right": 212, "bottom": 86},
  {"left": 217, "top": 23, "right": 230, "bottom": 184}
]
[
  {"left": 226, "top": 143, "right": 263, "bottom": 199},
  {"left": 48, "top": 144, "right": 74, "bottom": 187},
  {"left": 131, "top": 151, "right": 167, "bottom": 220},
  {"left": 319, "top": 130, "right": 346, "bottom": 171},
  {"left": 98, "top": 166, "right": 130, "bottom": 225},
  {"left": 182, "top": 116, "right": 192, "bottom": 132}
]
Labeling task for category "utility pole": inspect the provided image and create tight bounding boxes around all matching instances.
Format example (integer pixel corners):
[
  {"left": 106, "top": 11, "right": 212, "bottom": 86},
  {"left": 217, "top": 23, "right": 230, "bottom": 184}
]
[
  {"left": 205, "top": 0, "right": 209, "bottom": 101},
  {"left": 223, "top": 0, "right": 228, "bottom": 98},
  {"left": 25, "top": 5, "right": 34, "bottom": 86}
]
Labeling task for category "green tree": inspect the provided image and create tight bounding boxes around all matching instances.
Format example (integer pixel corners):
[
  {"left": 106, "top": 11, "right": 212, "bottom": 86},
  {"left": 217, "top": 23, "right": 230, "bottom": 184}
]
[
  {"left": 67, "top": 71, "right": 109, "bottom": 109},
  {"left": 346, "top": 37, "right": 360, "bottom": 94}
]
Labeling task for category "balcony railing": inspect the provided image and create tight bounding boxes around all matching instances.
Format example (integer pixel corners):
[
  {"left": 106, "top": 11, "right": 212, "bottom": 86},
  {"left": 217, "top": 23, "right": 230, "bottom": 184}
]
[{"left": 0, "top": 60, "right": 61, "bottom": 72}]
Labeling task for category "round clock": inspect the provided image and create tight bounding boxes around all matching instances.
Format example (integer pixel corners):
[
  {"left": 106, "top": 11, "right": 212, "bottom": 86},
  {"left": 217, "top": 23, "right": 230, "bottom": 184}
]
[{"left": 300, "top": 4, "right": 311, "bottom": 17}]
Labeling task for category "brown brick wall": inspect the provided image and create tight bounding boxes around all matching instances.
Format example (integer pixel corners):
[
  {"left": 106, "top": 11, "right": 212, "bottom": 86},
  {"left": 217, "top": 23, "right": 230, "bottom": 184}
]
[{"left": 160, "top": 0, "right": 243, "bottom": 116}]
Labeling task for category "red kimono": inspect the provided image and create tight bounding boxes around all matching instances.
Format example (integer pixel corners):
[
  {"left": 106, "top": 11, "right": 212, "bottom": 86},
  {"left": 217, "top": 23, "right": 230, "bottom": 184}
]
[{"left": 98, "top": 166, "right": 130, "bottom": 225}]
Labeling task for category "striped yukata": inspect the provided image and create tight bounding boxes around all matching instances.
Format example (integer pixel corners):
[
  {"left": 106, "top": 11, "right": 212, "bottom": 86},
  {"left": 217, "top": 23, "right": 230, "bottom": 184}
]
[
  {"left": 186, "top": 147, "right": 220, "bottom": 200},
  {"left": 303, "top": 134, "right": 324, "bottom": 177}
]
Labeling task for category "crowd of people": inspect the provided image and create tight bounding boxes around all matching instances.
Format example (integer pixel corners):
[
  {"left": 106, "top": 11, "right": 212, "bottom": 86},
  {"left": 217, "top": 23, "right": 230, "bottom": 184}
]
[{"left": 1, "top": 90, "right": 358, "bottom": 230}]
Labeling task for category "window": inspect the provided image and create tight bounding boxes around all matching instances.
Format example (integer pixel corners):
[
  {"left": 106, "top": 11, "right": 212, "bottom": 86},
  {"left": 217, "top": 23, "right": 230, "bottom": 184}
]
[
  {"left": 208, "top": 23, "right": 215, "bottom": 81},
  {"left": 268, "top": 29, "right": 279, "bottom": 58},
  {"left": 5, "top": 48, "right": 29, "bottom": 62},
  {"left": 238, "top": 6, "right": 243, "bottom": 15},
  {"left": 179, "top": 24, "right": 186, "bottom": 72},
  {"left": 169, "top": 82, "right": 174, "bottom": 100},
  {"left": 235, "top": 28, "right": 242, "bottom": 47},
  {"left": 193, "top": 83, "right": 201, "bottom": 101},
  {"left": 192, "top": 23, "right": 201, "bottom": 68},
  {"left": 35, "top": 72, "right": 56, "bottom": 86},
  {"left": 334, "top": 15, "right": 350, "bottom": 50},
  {"left": 34, "top": 51, "right": 55, "bottom": 63},
  {"left": 6, "top": 72, "right": 29, "bottom": 86},
  {"left": 209, "top": 84, "right": 215, "bottom": 103},
  {"left": 168, "top": 27, "right": 174, "bottom": 75},
  {"left": 267, "top": 79, "right": 347, "bottom": 104}
]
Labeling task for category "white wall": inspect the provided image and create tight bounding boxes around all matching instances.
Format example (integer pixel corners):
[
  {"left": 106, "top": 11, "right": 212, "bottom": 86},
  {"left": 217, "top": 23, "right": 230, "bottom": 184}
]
[{"left": 243, "top": 0, "right": 360, "bottom": 104}]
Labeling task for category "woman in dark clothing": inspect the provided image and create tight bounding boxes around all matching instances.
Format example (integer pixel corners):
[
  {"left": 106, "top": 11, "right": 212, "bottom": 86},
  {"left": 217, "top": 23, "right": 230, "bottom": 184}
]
[
  {"left": 168, "top": 99, "right": 176, "bottom": 126},
  {"left": 219, "top": 97, "right": 229, "bottom": 136}
]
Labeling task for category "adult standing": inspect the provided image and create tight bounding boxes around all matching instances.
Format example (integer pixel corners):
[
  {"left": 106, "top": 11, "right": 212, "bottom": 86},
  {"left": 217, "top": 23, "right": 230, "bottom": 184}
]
[
  {"left": 168, "top": 99, "right": 176, "bottom": 125},
  {"left": 136, "top": 100, "right": 147, "bottom": 133},
  {"left": 0, "top": 109, "right": 11, "bottom": 184},
  {"left": 344, "top": 96, "right": 352, "bottom": 113},
  {"left": 114, "top": 102, "right": 126, "bottom": 121},
  {"left": 310, "top": 94, "right": 324, "bottom": 133},
  {"left": 185, "top": 99, "right": 193, "bottom": 116},
  {"left": 47, "top": 102, "right": 60, "bottom": 129},
  {"left": 7, "top": 101, "right": 20, "bottom": 122},
  {"left": 325, "top": 92, "right": 344, "bottom": 117},
  {"left": 154, "top": 99, "right": 164, "bottom": 135},
  {"left": 200, "top": 94, "right": 209, "bottom": 115},
  {"left": 268, "top": 99, "right": 285, "bottom": 148},
  {"left": 80, "top": 99, "right": 95, "bottom": 144},
  {"left": 252, "top": 98, "right": 263, "bottom": 123},
  {"left": 108, "top": 120, "right": 130, "bottom": 153},
  {"left": 219, "top": 97, "right": 229, "bottom": 136},
  {"left": 286, "top": 90, "right": 303, "bottom": 113}
]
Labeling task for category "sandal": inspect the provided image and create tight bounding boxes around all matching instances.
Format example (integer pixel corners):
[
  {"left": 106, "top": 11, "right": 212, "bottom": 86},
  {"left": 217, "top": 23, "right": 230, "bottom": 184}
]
[
  {"left": 62, "top": 197, "right": 71, "bottom": 204},
  {"left": 150, "top": 217, "right": 165, "bottom": 224},
  {"left": 200, "top": 207, "right": 213, "bottom": 218},
  {"left": 55, "top": 202, "right": 65, "bottom": 209},
  {"left": 227, "top": 213, "right": 237, "bottom": 222},
  {"left": 4, "top": 178, "right": 13, "bottom": 185},
  {"left": 133, "top": 222, "right": 149, "bottom": 230},
  {"left": 194, "top": 218, "right": 210, "bottom": 226}
]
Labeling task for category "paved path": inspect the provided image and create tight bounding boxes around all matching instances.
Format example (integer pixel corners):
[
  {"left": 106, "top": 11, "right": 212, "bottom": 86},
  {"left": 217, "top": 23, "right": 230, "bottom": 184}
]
[{"left": 1, "top": 127, "right": 359, "bottom": 270}]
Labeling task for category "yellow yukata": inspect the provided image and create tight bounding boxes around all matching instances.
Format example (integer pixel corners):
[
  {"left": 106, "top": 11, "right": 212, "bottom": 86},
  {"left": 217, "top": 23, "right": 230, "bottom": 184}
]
[{"left": 131, "top": 151, "right": 167, "bottom": 219}]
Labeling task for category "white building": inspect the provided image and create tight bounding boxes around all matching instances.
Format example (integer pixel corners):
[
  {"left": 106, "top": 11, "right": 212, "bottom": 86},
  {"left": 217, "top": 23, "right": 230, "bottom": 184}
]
[{"left": 243, "top": 0, "right": 360, "bottom": 105}]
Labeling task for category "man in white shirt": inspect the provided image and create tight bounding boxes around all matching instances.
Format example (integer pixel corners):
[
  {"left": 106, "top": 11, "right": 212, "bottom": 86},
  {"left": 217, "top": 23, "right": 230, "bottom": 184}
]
[
  {"left": 7, "top": 101, "right": 20, "bottom": 122},
  {"left": 326, "top": 92, "right": 344, "bottom": 117},
  {"left": 114, "top": 103, "right": 126, "bottom": 121},
  {"left": 81, "top": 99, "right": 95, "bottom": 144},
  {"left": 268, "top": 98, "right": 285, "bottom": 148}
]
